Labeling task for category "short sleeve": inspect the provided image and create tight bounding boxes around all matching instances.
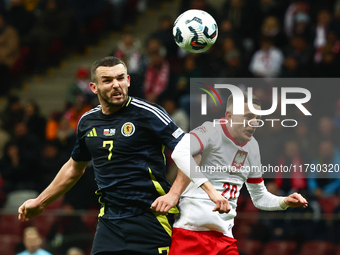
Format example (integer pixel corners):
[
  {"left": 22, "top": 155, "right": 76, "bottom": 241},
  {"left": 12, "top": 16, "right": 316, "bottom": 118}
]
[
  {"left": 145, "top": 104, "right": 185, "bottom": 150},
  {"left": 71, "top": 121, "right": 92, "bottom": 162}
]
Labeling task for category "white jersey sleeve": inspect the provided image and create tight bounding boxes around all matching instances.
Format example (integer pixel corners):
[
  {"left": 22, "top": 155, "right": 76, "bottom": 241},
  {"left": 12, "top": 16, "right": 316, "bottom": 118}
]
[
  {"left": 244, "top": 138, "right": 288, "bottom": 210},
  {"left": 171, "top": 133, "right": 209, "bottom": 187},
  {"left": 245, "top": 138, "right": 262, "bottom": 181},
  {"left": 246, "top": 181, "right": 289, "bottom": 210},
  {"left": 189, "top": 124, "right": 214, "bottom": 153}
]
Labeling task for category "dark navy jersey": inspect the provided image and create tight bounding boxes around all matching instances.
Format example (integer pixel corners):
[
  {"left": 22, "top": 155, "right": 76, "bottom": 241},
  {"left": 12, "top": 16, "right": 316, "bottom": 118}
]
[{"left": 71, "top": 97, "right": 184, "bottom": 219}]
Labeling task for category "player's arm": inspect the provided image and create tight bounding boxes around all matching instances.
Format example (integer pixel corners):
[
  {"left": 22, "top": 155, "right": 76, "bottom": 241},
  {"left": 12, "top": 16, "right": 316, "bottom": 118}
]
[
  {"left": 18, "top": 158, "right": 89, "bottom": 222},
  {"left": 151, "top": 169, "right": 191, "bottom": 214},
  {"left": 246, "top": 181, "right": 308, "bottom": 211},
  {"left": 171, "top": 133, "right": 231, "bottom": 213},
  {"left": 151, "top": 154, "right": 202, "bottom": 214}
]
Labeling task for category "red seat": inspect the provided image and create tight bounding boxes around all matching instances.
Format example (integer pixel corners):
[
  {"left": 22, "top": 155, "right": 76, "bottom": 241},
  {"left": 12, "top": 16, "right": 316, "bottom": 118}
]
[
  {"left": 0, "top": 235, "right": 22, "bottom": 255},
  {"left": 237, "top": 239, "right": 262, "bottom": 255},
  {"left": 298, "top": 241, "right": 336, "bottom": 255},
  {"left": 262, "top": 241, "right": 297, "bottom": 255},
  {"left": 0, "top": 215, "right": 28, "bottom": 237},
  {"left": 233, "top": 220, "right": 252, "bottom": 240},
  {"left": 238, "top": 197, "right": 258, "bottom": 213},
  {"left": 45, "top": 195, "right": 64, "bottom": 210},
  {"left": 318, "top": 196, "right": 338, "bottom": 214},
  {"left": 81, "top": 210, "right": 98, "bottom": 234},
  {"left": 335, "top": 244, "right": 340, "bottom": 255},
  {"left": 9, "top": 46, "right": 31, "bottom": 75},
  {"left": 31, "top": 214, "right": 57, "bottom": 238}
]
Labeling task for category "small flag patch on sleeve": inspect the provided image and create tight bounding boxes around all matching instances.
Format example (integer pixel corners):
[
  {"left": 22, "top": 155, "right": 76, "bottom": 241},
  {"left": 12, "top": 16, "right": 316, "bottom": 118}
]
[{"left": 172, "top": 128, "right": 184, "bottom": 138}]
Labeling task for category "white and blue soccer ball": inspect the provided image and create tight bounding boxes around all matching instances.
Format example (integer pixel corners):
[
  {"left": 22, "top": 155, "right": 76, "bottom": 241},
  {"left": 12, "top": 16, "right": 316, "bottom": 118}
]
[{"left": 173, "top": 9, "right": 218, "bottom": 53}]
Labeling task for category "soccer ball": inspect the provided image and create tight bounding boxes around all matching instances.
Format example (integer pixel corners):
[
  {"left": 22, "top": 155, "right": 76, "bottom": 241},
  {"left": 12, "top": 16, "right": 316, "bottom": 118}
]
[{"left": 173, "top": 9, "right": 218, "bottom": 53}]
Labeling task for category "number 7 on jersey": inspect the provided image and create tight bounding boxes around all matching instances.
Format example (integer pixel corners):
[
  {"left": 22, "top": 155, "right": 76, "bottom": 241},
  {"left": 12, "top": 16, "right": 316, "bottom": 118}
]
[{"left": 103, "top": 140, "right": 113, "bottom": 160}]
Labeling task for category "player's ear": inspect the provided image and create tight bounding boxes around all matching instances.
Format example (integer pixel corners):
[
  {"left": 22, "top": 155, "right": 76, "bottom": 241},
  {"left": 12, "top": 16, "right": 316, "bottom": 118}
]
[
  {"left": 89, "top": 82, "right": 98, "bottom": 94},
  {"left": 225, "top": 111, "right": 232, "bottom": 120}
]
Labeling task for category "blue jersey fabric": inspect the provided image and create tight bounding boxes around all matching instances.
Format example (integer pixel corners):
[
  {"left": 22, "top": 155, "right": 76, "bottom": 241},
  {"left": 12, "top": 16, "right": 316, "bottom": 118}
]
[
  {"left": 17, "top": 249, "right": 52, "bottom": 255},
  {"left": 71, "top": 97, "right": 184, "bottom": 219}
]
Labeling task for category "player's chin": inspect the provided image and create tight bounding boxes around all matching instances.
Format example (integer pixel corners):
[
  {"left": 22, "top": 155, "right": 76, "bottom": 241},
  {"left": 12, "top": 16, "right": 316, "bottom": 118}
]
[
  {"left": 110, "top": 97, "right": 126, "bottom": 106},
  {"left": 243, "top": 134, "right": 252, "bottom": 141}
]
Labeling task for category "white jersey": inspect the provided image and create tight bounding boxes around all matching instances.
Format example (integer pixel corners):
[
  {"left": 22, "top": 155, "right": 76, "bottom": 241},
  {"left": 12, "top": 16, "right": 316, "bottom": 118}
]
[{"left": 174, "top": 121, "right": 264, "bottom": 237}]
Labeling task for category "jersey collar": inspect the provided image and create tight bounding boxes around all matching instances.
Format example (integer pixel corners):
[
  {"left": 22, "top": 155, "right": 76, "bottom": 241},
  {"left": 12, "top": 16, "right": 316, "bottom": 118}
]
[
  {"left": 99, "top": 97, "right": 131, "bottom": 118},
  {"left": 124, "top": 96, "right": 132, "bottom": 107},
  {"left": 220, "top": 117, "right": 248, "bottom": 147}
]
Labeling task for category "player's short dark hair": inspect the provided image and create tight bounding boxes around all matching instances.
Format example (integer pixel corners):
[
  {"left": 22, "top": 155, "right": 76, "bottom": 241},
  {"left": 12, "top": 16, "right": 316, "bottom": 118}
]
[
  {"left": 91, "top": 56, "right": 127, "bottom": 83},
  {"left": 226, "top": 90, "right": 261, "bottom": 113}
]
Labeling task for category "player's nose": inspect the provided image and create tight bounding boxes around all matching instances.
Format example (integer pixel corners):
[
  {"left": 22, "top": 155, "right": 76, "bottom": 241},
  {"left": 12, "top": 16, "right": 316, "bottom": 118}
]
[
  {"left": 112, "top": 79, "right": 120, "bottom": 87},
  {"left": 249, "top": 118, "right": 260, "bottom": 127}
]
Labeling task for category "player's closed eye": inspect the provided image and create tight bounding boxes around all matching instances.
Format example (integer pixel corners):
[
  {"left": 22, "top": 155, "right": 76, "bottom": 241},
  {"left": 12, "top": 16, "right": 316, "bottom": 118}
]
[{"left": 102, "top": 78, "right": 111, "bottom": 83}]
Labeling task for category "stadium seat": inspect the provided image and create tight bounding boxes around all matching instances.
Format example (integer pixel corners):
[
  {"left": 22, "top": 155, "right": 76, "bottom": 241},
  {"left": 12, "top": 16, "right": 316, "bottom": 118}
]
[
  {"left": 233, "top": 220, "right": 252, "bottom": 240},
  {"left": 237, "top": 239, "right": 262, "bottom": 255},
  {"left": 317, "top": 196, "right": 338, "bottom": 214},
  {"left": 81, "top": 210, "right": 99, "bottom": 234},
  {"left": 237, "top": 197, "right": 259, "bottom": 225},
  {"left": 31, "top": 214, "right": 57, "bottom": 238},
  {"left": 0, "top": 214, "right": 28, "bottom": 237},
  {"left": 45, "top": 195, "right": 64, "bottom": 210},
  {"left": 236, "top": 194, "right": 246, "bottom": 209},
  {"left": 238, "top": 197, "right": 259, "bottom": 213},
  {"left": 10, "top": 46, "right": 31, "bottom": 75},
  {"left": 262, "top": 241, "right": 298, "bottom": 255},
  {"left": 298, "top": 241, "right": 336, "bottom": 255},
  {"left": 2, "top": 190, "right": 39, "bottom": 213},
  {"left": 336, "top": 245, "right": 340, "bottom": 255},
  {"left": 0, "top": 234, "right": 22, "bottom": 255}
]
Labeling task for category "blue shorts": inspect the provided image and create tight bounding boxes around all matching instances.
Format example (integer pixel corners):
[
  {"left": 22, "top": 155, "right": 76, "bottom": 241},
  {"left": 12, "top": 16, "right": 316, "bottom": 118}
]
[{"left": 91, "top": 211, "right": 174, "bottom": 255}]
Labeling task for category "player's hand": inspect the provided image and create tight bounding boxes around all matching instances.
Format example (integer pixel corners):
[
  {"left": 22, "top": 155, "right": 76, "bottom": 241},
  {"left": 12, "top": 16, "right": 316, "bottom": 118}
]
[
  {"left": 284, "top": 192, "right": 308, "bottom": 208},
  {"left": 200, "top": 181, "right": 231, "bottom": 214},
  {"left": 150, "top": 193, "right": 179, "bottom": 215},
  {"left": 209, "top": 191, "right": 231, "bottom": 214},
  {"left": 18, "top": 199, "right": 45, "bottom": 222}
]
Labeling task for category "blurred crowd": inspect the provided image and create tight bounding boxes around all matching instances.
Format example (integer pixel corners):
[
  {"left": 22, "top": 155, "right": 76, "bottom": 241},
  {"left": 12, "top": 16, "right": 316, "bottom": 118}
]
[
  {"left": 1, "top": 0, "right": 340, "bottom": 254},
  {"left": 0, "top": 0, "right": 144, "bottom": 95}
]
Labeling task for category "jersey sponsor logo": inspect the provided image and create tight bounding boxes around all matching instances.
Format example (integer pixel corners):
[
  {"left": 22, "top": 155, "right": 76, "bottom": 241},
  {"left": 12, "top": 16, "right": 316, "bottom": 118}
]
[
  {"left": 121, "top": 122, "right": 135, "bottom": 137},
  {"left": 104, "top": 128, "right": 116, "bottom": 136},
  {"left": 231, "top": 150, "right": 248, "bottom": 169},
  {"left": 87, "top": 128, "right": 97, "bottom": 137},
  {"left": 172, "top": 127, "right": 184, "bottom": 139}
]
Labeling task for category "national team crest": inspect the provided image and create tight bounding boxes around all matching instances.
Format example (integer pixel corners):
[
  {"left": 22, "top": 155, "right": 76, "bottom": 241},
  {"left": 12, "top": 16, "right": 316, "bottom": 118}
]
[
  {"left": 231, "top": 150, "right": 248, "bottom": 169},
  {"left": 121, "top": 122, "right": 135, "bottom": 137}
]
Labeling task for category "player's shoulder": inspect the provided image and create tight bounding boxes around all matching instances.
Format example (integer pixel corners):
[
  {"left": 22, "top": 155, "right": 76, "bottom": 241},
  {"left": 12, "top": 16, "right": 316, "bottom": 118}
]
[
  {"left": 77, "top": 105, "right": 102, "bottom": 127},
  {"left": 130, "top": 97, "right": 166, "bottom": 113},
  {"left": 191, "top": 121, "right": 216, "bottom": 133},
  {"left": 190, "top": 121, "right": 220, "bottom": 140},
  {"left": 247, "top": 136, "right": 260, "bottom": 154},
  {"left": 129, "top": 97, "right": 172, "bottom": 123}
]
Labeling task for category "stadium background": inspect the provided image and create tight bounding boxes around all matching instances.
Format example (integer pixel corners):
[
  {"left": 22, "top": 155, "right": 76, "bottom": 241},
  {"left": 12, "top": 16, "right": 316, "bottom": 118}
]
[{"left": 0, "top": 0, "right": 340, "bottom": 254}]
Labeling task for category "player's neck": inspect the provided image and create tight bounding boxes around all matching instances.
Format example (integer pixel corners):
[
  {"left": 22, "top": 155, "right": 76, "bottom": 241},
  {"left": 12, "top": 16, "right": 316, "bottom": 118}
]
[
  {"left": 226, "top": 125, "right": 245, "bottom": 144},
  {"left": 101, "top": 105, "right": 122, "bottom": 115}
]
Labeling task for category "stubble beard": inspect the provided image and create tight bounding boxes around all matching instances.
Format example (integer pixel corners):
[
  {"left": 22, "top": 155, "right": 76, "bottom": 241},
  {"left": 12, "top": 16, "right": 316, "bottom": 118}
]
[{"left": 99, "top": 90, "right": 128, "bottom": 109}]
